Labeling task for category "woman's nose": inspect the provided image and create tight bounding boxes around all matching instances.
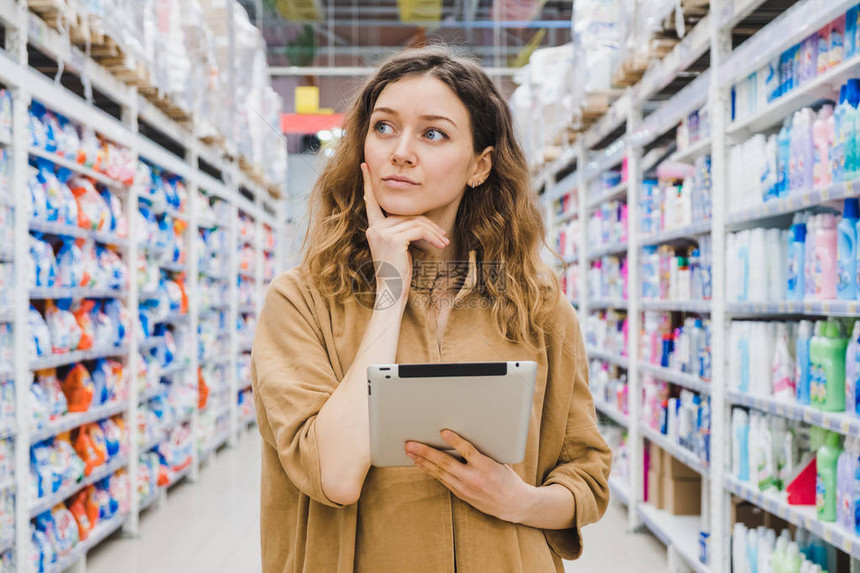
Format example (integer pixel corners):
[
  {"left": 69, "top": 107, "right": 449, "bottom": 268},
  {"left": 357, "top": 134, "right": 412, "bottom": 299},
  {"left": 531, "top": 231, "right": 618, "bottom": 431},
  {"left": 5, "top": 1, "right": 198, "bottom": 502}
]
[{"left": 391, "top": 135, "right": 417, "bottom": 166}]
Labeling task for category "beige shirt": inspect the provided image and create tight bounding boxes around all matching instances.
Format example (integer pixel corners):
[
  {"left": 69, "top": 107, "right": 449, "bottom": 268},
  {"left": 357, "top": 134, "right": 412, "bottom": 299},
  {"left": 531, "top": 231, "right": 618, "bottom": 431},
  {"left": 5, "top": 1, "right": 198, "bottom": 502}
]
[{"left": 251, "top": 247, "right": 611, "bottom": 573}]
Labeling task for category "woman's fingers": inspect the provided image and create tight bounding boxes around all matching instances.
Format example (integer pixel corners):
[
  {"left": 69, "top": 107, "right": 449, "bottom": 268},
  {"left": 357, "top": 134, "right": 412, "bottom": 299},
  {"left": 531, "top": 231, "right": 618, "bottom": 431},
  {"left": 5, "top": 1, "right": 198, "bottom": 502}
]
[
  {"left": 361, "top": 163, "right": 386, "bottom": 227},
  {"left": 387, "top": 219, "right": 449, "bottom": 249}
]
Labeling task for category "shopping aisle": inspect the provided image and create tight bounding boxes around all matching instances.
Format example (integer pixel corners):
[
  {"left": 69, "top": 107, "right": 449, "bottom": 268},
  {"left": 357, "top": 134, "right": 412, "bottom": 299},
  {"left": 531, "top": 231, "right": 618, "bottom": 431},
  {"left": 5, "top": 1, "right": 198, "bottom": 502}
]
[{"left": 87, "top": 431, "right": 262, "bottom": 573}]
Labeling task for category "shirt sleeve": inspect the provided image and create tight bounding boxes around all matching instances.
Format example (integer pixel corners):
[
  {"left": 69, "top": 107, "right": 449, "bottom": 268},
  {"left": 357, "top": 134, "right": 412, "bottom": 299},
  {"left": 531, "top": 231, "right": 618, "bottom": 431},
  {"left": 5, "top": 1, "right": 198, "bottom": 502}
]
[
  {"left": 540, "top": 301, "right": 612, "bottom": 560},
  {"left": 251, "top": 269, "right": 345, "bottom": 508}
]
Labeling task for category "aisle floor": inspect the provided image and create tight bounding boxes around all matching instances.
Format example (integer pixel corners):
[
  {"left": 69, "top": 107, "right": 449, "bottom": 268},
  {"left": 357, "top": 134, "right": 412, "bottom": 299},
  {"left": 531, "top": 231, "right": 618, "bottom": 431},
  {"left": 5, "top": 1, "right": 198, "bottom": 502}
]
[{"left": 87, "top": 431, "right": 666, "bottom": 573}]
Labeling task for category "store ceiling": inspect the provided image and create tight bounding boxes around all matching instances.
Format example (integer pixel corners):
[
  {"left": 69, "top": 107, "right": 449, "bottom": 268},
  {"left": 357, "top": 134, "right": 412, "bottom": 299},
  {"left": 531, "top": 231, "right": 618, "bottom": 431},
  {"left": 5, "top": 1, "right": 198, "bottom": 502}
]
[{"left": 239, "top": 0, "right": 573, "bottom": 69}]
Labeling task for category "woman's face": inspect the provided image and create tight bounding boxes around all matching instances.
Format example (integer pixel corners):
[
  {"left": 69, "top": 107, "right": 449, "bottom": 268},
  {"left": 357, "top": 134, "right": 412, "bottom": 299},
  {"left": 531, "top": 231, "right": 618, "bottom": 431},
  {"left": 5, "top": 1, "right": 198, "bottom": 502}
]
[{"left": 363, "top": 74, "right": 492, "bottom": 225}]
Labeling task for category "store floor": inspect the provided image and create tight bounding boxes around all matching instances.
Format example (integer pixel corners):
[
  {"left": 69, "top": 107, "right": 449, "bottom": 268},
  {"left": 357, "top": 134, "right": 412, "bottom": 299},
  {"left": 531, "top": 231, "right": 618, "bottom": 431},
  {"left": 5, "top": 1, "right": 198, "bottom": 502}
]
[{"left": 88, "top": 433, "right": 666, "bottom": 573}]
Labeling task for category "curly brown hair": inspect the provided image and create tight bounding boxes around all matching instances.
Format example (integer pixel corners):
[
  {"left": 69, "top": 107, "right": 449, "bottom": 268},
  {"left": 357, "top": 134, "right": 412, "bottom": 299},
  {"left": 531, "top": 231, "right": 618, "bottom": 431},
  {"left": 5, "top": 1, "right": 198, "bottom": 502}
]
[{"left": 300, "top": 45, "right": 561, "bottom": 349}]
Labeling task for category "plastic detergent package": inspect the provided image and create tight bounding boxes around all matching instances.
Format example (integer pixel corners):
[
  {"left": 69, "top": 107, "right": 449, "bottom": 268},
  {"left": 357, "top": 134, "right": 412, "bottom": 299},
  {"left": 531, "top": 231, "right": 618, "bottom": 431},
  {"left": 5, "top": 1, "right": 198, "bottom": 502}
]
[
  {"left": 78, "top": 240, "right": 98, "bottom": 289},
  {"left": 100, "top": 418, "right": 121, "bottom": 457},
  {"left": 164, "top": 280, "right": 183, "bottom": 312},
  {"left": 30, "top": 442, "right": 56, "bottom": 496},
  {"left": 0, "top": 379, "right": 14, "bottom": 422},
  {"left": 72, "top": 300, "right": 96, "bottom": 351},
  {"left": 37, "top": 161, "right": 63, "bottom": 223},
  {"left": 0, "top": 263, "right": 13, "bottom": 308},
  {"left": 31, "top": 526, "right": 54, "bottom": 572},
  {"left": 68, "top": 492, "right": 93, "bottom": 541},
  {"left": 90, "top": 482, "right": 111, "bottom": 520},
  {"left": 58, "top": 117, "right": 80, "bottom": 161},
  {"left": 53, "top": 433, "right": 85, "bottom": 486},
  {"left": 136, "top": 205, "right": 156, "bottom": 245},
  {"left": 28, "top": 235, "right": 57, "bottom": 288},
  {"left": 102, "top": 299, "right": 128, "bottom": 346},
  {"left": 29, "top": 383, "right": 49, "bottom": 431},
  {"left": 70, "top": 176, "right": 109, "bottom": 231},
  {"left": 28, "top": 105, "right": 48, "bottom": 149},
  {"left": 100, "top": 189, "right": 126, "bottom": 236},
  {"left": 78, "top": 125, "right": 99, "bottom": 170},
  {"left": 90, "top": 359, "right": 114, "bottom": 405},
  {"left": 0, "top": 202, "right": 13, "bottom": 245},
  {"left": 28, "top": 169, "right": 48, "bottom": 221},
  {"left": 75, "top": 424, "right": 104, "bottom": 477},
  {"left": 45, "top": 300, "right": 81, "bottom": 353},
  {"left": 97, "top": 247, "right": 125, "bottom": 290},
  {"left": 91, "top": 302, "right": 114, "bottom": 349},
  {"left": 56, "top": 238, "right": 83, "bottom": 287},
  {"left": 56, "top": 169, "right": 78, "bottom": 226},
  {"left": 62, "top": 365, "right": 94, "bottom": 413},
  {"left": 28, "top": 307, "right": 51, "bottom": 358},
  {"left": 138, "top": 307, "right": 155, "bottom": 339},
  {"left": 50, "top": 504, "right": 80, "bottom": 557},
  {"left": 35, "top": 369, "right": 67, "bottom": 420},
  {"left": 40, "top": 112, "right": 61, "bottom": 154}
]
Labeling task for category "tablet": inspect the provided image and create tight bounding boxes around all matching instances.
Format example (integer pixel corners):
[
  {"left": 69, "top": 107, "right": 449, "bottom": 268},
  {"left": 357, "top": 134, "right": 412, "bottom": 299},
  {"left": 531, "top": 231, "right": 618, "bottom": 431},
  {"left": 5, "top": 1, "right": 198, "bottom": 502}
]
[{"left": 367, "top": 361, "right": 536, "bottom": 467}]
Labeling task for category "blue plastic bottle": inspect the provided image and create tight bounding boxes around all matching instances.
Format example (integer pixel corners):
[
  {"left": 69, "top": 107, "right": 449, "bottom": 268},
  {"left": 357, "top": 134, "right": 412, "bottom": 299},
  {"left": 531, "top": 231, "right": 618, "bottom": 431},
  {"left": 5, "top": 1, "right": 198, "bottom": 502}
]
[
  {"left": 777, "top": 117, "right": 792, "bottom": 197},
  {"left": 844, "top": 79, "right": 860, "bottom": 180},
  {"left": 787, "top": 214, "right": 807, "bottom": 300},
  {"left": 835, "top": 85, "right": 849, "bottom": 182},
  {"left": 796, "top": 320, "right": 813, "bottom": 405},
  {"left": 838, "top": 198, "right": 860, "bottom": 299}
]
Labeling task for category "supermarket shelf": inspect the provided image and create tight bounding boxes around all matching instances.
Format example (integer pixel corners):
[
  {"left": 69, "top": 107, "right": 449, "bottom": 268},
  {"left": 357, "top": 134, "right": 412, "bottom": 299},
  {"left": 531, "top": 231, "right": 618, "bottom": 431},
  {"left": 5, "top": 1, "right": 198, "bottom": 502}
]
[
  {"left": 608, "top": 476, "right": 630, "bottom": 507},
  {"left": 160, "top": 261, "right": 186, "bottom": 274},
  {"left": 200, "top": 430, "right": 231, "bottom": 464},
  {"left": 30, "top": 454, "right": 129, "bottom": 517},
  {"left": 160, "top": 361, "right": 190, "bottom": 378},
  {"left": 199, "top": 269, "right": 226, "bottom": 281},
  {"left": 239, "top": 342, "right": 253, "bottom": 353},
  {"left": 30, "top": 400, "right": 129, "bottom": 444},
  {"left": 585, "top": 346, "right": 629, "bottom": 369},
  {"left": 0, "top": 309, "right": 12, "bottom": 323},
  {"left": 588, "top": 299, "right": 628, "bottom": 310},
  {"left": 640, "top": 220, "right": 712, "bottom": 247},
  {"left": 587, "top": 181, "right": 628, "bottom": 209},
  {"left": 638, "top": 503, "right": 709, "bottom": 573},
  {"left": 238, "top": 270, "right": 256, "bottom": 280},
  {"left": 639, "top": 423, "right": 709, "bottom": 477},
  {"left": 142, "top": 427, "right": 167, "bottom": 453},
  {"left": 669, "top": 138, "right": 711, "bottom": 165},
  {"left": 588, "top": 242, "right": 628, "bottom": 260},
  {"left": 0, "top": 425, "right": 15, "bottom": 440},
  {"left": 240, "top": 413, "right": 257, "bottom": 428},
  {"left": 30, "top": 287, "right": 127, "bottom": 300},
  {"left": 46, "top": 512, "right": 129, "bottom": 573},
  {"left": 200, "top": 304, "right": 230, "bottom": 315},
  {"left": 28, "top": 146, "right": 126, "bottom": 191},
  {"left": 0, "top": 536, "right": 12, "bottom": 556},
  {"left": 594, "top": 401, "right": 630, "bottom": 427},
  {"left": 639, "top": 362, "right": 711, "bottom": 395},
  {"left": 167, "top": 463, "right": 193, "bottom": 489},
  {"left": 728, "top": 51, "right": 860, "bottom": 140},
  {"left": 725, "top": 476, "right": 860, "bottom": 560},
  {"left": 0, "top": 129, "right": 10, "bottom": 147},
  {"left": 584, "top": 93, "right": 630, "bottom": 150},
  {"left": 640, "top": 300, "right": 711, "bottom": 314},
  {"left": 555, "top": 210, "right": 577, "bottom": 225},
  {"left": 139, "top": 385, "right": 164, "bottom": 403},
  {"left": 727, "top": 300, "right": 860, "bottom": 318},
  {"left": 30, "top": 344, "right": 129, "bottom": 371},
  {"left": 0, "top": 247, "right": 12, "bottom": 262},
  {"left": 29, "top": 219, "right": 128, "bottom": 247},
  {"left": 202, "top": 355, "right": 231, "bottom": 368},
  {"left": 156, "top": 312, "right": 189, "bottom": 325},
  {"left": 728, "top": 179, "right": 860, "bottom": 228},
  {"left": 562, "top": 253, "right": 578, "bottom": 265},
  {"left": 138, "top": 336, "right": 165, "bottom": 351},
  {"left": 727, "top": 390, "right": 860, "bottom": 437},
  {"left": 238, "top": 304, "right": 257, "bottom": 314}
]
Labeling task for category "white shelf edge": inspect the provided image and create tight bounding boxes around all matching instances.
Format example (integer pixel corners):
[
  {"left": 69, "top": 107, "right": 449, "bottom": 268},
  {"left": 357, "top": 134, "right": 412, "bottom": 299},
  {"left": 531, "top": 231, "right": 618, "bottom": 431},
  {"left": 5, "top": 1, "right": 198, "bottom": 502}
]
[
  {"left": 608, "top": 475, "right": 630, "bottom": 507},
  {"left": 588, "top": 299, "right": 629, "bottom": 310},
  {"left": 640, "top": 220, "right": 712, "bottom": 246},
  {"left": 727, "top": 390, "right": 860, "bottom": 437},
  {"left": 28, "top": 146, "right": 127, "bottom": 191},
  {"left": 727, "top": 299, "right": 860, "bottom": 318},
  {"left": 594, "top": 401, "right": 630, "bottom": 427},
  {"left": 586, "top": 181, "right": 629, "bottom": 209},
  {"left": 669, "top": 138, "right": 712, "bottom": 165},
  {"left": 638, "top": 503, "right": 710, "bottom": 573},
  {"left": 29, "top": 219, "right": 128, "bottom": 246},
  {"left": 639, "top": 423, "right": 710, "bottom": 478},
  {"left": 585, "top": 345, "right": 630, "bottom": 369},
  {"left": 639, "top": 362, "right": 711, "bottom": 395},
  {"left": 587, "top": 242, "right": 629, "bottom": 260},
  {"left": 46, "top": 512, "right": 129, "bottom": 573},
  {"left": 30, "top": 454, "right": 129, "bottom": 517},
  {"left": 29, "top": 287, "right": 127, "bottom": 300},
  {"left": 29, "top": 344, "right": 129, "bottom": 371},
  {"left": 30, "top": 399, "right": 130, "bottom": 444},
  {"left": 640, "top": 300, "right": 712, "bottom": 314},
  {"left": 725, "top": 476, "right": 860, "bottom": 560},
  {"left": 728, "top": 178, "right": 860, "bottom": 227}
]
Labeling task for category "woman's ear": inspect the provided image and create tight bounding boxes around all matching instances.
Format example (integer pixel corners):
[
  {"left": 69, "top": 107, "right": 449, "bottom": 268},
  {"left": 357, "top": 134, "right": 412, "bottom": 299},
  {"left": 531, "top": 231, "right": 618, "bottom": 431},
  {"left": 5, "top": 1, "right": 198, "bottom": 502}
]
[{"left": 469, "top": 146, "right": 494, "bottom": 187}]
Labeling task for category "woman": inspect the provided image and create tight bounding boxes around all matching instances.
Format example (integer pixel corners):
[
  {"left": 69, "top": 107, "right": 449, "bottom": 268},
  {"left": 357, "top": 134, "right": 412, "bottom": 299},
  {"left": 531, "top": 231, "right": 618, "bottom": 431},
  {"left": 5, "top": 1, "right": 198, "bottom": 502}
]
[{"left": 251, "top": 45, "right": 611, "bottom": 573}]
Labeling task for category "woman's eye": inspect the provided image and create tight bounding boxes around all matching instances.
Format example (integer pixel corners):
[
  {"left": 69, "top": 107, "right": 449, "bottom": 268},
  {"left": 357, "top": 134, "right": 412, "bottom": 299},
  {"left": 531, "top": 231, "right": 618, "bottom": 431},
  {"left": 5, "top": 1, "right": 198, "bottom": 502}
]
[
  {"left": 425, "top": 128, "right": 448, "bottom": 141},
  {"left": 374, "top": 122, "right": 393, "bottom": 135}
]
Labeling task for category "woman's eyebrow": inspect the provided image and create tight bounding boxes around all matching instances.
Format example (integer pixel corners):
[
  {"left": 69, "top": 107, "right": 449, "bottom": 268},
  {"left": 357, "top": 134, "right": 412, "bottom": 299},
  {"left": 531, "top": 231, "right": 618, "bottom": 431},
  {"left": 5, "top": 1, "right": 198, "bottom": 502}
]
[{"left": 372, "top": 107, "right": 457, "bottom": 128}]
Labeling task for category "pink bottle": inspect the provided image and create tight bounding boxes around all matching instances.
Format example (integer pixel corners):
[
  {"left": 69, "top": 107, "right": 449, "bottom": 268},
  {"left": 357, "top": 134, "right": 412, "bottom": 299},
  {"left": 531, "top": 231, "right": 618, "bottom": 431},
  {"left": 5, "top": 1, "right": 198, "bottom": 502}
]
[
  {"left": 813, "top": 104, "right": 835, "bottom": 189},
  {"left": 816, "top": 213, "right": 839, "bottom": 299}
]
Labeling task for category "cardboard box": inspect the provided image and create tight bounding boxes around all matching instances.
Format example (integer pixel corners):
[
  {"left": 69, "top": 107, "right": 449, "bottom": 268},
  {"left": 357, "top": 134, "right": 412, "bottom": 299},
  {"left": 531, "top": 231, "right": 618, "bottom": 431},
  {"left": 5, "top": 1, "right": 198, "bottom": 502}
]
[
  {"left": 648, "top": 469, "right": 665, "bottom": 510},
  {"left": 664, "top": 476, "right": 701, "bottom": 515},
  {"left": 648, "top": 442, "right": 664, "bottom": 473},
  {"left": 730, "top": 497, "right": 766, "bottom": 529},
  {"left": 663, "top": 449, "right": 700, "bottom": 479}
]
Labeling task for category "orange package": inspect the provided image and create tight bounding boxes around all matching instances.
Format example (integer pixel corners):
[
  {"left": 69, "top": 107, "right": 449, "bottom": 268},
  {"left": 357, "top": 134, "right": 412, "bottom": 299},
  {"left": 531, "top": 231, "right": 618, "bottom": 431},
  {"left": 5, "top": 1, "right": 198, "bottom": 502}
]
[
  {"left": 197, "top": 367, "right": 209, "bottom": 410},
  {"left": 72, "top": 300, "right": 96, "bottom": 351},
  {"left": 68, "top": 489, "right": 93, "bottom": 540},
  {"left": 74, "top": 423, "right": 106, "bottom": 477},
  {"left": 62, "top": 364, "right": 94, "bottom": 413},
  {"left": 174, "top": 276, "right": 188, "bottom": 315}
]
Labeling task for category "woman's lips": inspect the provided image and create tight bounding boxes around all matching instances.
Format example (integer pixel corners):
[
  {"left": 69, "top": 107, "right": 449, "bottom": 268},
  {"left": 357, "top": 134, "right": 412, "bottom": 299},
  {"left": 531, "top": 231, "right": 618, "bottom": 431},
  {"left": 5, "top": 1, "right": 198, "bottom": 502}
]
[{"left": 382, "top": 177, "right": 419, "bottom": 189}]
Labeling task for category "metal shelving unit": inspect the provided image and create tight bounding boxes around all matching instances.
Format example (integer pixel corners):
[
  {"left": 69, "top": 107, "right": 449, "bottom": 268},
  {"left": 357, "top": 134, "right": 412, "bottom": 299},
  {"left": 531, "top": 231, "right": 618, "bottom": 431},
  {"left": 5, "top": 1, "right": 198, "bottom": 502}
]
[
  {"left": 534, "top": 1, "right": 860, "bottom": 570},
  {"left": 0, "top": 2, "right": 285, "bottom": 568}
]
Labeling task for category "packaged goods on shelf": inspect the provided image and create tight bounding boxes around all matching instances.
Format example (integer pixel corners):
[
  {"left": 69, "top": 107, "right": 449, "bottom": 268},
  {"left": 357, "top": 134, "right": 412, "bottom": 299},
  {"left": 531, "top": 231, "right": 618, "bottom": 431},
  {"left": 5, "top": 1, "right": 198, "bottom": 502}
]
[
  {"left": 643, "top": 380, "right": 710, "bottom": 464},
  {"left": 642, "top": 312, "right": 712, "bottom": 381},
  {"left": 676, "top": 105, "right": 710, "bottom": 154},
  {"left": 641, "top": 158, "right": 712, "bottom": 236},
  {"left": 731, "top": 522, "right": 837, "bottom": 573},
  {"left": 156, "top": 424, "right": 192, "bottom": 476},
  {"left": 0, "top": 325, "right": 11, "bottom": 374},
  {"left": 237, "top": 388, "right": 255, "bottom": 423},
  {"left": 589, "top": 199, "right": 628, "bottom": 246},
  {"left": 589, "top": 256, "right": 627, "bottom": 300},
  {"left": 561, "top": 264, "right": 581, "bottom": 302},
  {"left": 0, "top": 89, "right": 10, "bottom": 141},
  {"left": 732, "top": 9, "right": 857, "bottom": 124},
  {"left": 727, "top": 228, "right": 790, "bottom": 303},
  {"left": 601, "top": 424, "right": 628, "bottom": 484},
  {"left": 642, "top": 238, "right": 712, "bottom": 302},
  {"left": 590, "top": 359, "right": 629, "bottom": 415},
  {"left": 198, "top": 315, "right": 229, "bottom": 366},
  {"left": 237, "top": 354, "right": 251, "bottom": 387},
  {"left": 237, "top": 313, "right": 256, "bottom": 351},
  {"left": 587, "top": 310, "right": 628, "bottom": 358},
  {"left": 556, "top": 219, "right": 580, "bottom": 260}
]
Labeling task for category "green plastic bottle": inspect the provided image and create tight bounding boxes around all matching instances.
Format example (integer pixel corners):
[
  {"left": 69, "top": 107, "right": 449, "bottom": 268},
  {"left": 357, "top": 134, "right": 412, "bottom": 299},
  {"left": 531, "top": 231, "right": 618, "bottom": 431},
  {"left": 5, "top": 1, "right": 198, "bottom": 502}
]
[
  {"left": 811, "top": 321, "right": 849, "bottom": 411},
  {"left": 817, "top": 431, "right": 843, "bottom": 522}
]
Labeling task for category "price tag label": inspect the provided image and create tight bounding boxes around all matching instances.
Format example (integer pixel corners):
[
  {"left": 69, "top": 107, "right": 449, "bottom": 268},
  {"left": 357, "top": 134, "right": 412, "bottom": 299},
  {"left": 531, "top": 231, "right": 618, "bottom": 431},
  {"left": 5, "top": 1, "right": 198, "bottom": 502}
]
[
  {"left": 802, "top": 192, "right": 812, "bottom": 206},
  {"left": 821, "top": 186, "right": 831, "bottom": 201},
  {"left": 846, "top": 181, "right": 854, "bottom": 197},
  {"left": 824, "top": 528, "right": 833, "bottom": 543}
]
